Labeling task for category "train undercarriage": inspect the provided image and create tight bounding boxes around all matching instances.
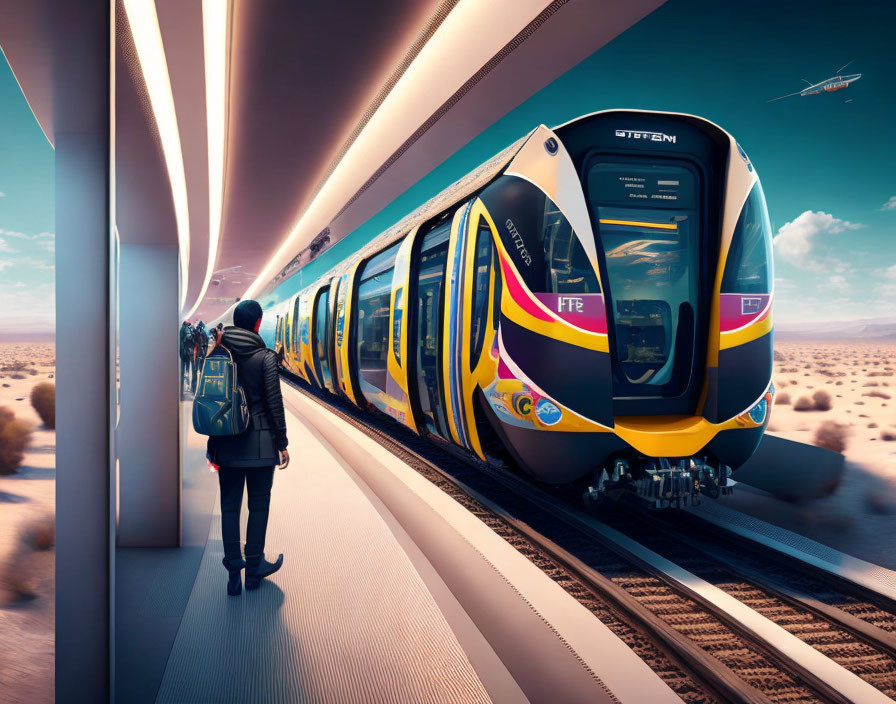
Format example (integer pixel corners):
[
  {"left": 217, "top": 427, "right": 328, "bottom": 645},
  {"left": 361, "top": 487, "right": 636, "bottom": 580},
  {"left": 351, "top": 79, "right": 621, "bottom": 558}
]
[{"left": 583, "top": 457, "right": 733, "bottom": 510}]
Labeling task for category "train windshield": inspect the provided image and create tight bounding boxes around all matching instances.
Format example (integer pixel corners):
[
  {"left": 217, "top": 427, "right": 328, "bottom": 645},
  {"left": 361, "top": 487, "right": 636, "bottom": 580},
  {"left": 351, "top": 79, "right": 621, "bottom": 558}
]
[
  {"left": 721, "top": 181, "right": 773, "bottom": 294},
  {"left": 588, "top": 162, "right": 699, "bottom": 394}
]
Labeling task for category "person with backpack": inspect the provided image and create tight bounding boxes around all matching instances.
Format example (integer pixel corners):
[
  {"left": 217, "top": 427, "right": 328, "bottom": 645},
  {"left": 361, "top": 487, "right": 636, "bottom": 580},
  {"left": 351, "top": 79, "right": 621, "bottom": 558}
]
[
  {"left": 195, "top": 321, "right": 210, "bottom": 374},
  {"left": 179, "top": 320, "right": 195, "bottom": 393},
  {"left": 203, "top": 300, "right": 290, "bottom": 595}
]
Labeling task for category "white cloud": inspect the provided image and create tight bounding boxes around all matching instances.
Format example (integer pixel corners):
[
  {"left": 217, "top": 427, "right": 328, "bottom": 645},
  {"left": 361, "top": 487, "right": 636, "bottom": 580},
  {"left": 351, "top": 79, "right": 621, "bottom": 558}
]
[
  {"left": 0, "top": 238, "right": 18, "bottom": 253},
  {"left": 882, "top": 265, "right": 896, "bottom": 280},
  {"left": 0, "top": 228, "right": 30, "bottom": 239},
  {"left": 880, "top": 196, "right": 896, "bottom": 211},
  {"left": 24, "top": 257, "right": 54, "bottom": 271},
  {"left": 0, "top": 259, "right": 13, "bottom": 272},
  {"left": 774, "top": 277, "right": 796, "bottom": 290},
  {"left": 828, "top": 274, "right": 849, "bottom": 292},
  {"left": 0, "top": 192, "right": 5, "bottom": 197},
  {"left": 773, "top": 210, "right": 865, "bottom": 271},
  {"left": 877, "top": 282, "right": 896, "bottom": 298}
]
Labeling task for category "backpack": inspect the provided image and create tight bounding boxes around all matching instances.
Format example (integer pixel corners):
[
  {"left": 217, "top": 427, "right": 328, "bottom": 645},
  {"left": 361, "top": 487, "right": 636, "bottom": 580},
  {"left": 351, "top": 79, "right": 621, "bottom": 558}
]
[{"left": 192, "top": 345, "right": 250, "bottom": 436}]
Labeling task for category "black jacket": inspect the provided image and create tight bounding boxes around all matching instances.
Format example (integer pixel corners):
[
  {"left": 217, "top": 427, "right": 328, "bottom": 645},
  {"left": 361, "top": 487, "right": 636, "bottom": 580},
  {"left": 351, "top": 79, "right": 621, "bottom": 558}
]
[{"left": 207, "top": 327, "right": 288, "bottom": 468}]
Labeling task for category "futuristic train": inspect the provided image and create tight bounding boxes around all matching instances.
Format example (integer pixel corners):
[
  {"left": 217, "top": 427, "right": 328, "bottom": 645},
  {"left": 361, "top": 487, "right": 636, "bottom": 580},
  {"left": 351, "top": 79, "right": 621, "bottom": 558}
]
[{"left": 268, "top": 110, "right": 775, "bottom": 505}]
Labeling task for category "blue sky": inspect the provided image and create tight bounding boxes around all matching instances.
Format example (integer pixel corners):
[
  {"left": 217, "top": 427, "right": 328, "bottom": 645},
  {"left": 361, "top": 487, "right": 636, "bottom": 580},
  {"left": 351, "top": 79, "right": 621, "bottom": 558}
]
[
  {"left": 0, "top": 48, "right": 54, "bottom": 335},
  {"left": 1, "top": 0, "right": 894, "bottom": 334}
]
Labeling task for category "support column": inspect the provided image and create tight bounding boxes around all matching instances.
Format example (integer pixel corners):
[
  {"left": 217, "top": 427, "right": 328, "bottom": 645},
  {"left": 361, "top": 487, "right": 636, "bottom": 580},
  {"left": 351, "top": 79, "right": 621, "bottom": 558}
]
[
  {"left": 117, "top": 243, "right": 180, "bottom": 546},
  {"left": 53, "top": 1, "right": 112, "bottom": 702}
]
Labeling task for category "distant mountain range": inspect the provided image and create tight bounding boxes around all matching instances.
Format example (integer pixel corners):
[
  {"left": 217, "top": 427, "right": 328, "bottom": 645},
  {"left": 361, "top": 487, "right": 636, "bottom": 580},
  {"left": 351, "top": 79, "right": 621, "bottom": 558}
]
[
  {"left": 0, "top": 331, "right": 55, "bottom": 343},
  {"left": 776, "top": 315, "right": 896, "bottom": 341}
]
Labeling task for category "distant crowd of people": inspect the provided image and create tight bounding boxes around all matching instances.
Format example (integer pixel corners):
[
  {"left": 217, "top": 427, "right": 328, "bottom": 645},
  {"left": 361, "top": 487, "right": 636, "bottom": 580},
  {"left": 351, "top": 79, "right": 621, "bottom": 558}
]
[{"left": 179, "top": 319, "right": 224, "bottom": 393}]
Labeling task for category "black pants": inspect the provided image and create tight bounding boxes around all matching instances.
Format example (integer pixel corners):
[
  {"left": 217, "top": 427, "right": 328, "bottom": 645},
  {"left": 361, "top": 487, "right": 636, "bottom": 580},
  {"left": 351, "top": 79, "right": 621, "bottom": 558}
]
[{"left": 218, "top": 466, "right": 275, "bottom": 564}]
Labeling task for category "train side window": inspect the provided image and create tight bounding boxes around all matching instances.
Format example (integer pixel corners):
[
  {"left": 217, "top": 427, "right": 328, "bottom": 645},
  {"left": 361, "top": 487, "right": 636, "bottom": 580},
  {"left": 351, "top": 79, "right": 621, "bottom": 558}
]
[
  {"left": 392, "top": 287, "right": 404, "bottom": 366},
  {"left": 721, "top": 182, "right": 773, "bottom": 294},
  {"left": 414, "top": 221, "right": 451, "bottom": 439},
  {"left": 470, "top": 219, "right": 493, "bottom": 366},
  {"left": 313, "top": 288, "right": 331, "bottom": 387},
  {"left": 356, "top": 241, "right": 401, "bottom": 397}
]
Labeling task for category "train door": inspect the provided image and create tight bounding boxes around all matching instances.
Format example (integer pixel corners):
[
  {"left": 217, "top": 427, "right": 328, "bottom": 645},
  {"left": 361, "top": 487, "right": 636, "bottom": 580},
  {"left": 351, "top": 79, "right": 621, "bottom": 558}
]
[
  {"left": 408, "top": 216, "right": 452, "bottom": 442},
  {"left": 382, "top": 229, "right": 417, "bottom": 432},
  {"left": 286, "top": 294, "right": 302, "bottom": 375},
  {"left": 274, "top": 315, "right": 283, "bottom": 358},
  {"left": 354, "top": 239, "right": 404, "bottom": 416},
  {"left": 586, "top": 157, "right": 705, "bottom": 414},
  {"left": 311, "top": 283, "right": 334, "bottom": 392},
  {"left": 440, "top": 201, "right": 501, "bottom": 459},
  {"left": 326, "top": 277, "right": 340, "bottom": 393},
  {"left": 296, "top": 291, "right": 314, "bottom": 383},
  {"left": 333, "top": 260, "right": 364, "bottom": 406}
]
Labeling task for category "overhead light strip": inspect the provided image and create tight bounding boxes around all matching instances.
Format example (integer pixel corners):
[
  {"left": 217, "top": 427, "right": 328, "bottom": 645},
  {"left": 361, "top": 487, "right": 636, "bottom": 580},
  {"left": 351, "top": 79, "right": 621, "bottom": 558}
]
[
  {"left": 183, "top": 0, "right": 230, "bottom": 321},
  {"left": 239, "top": 0, "right": 550, "bottom": 304},
  {"left": 122, "top": 0, "right": 191, "bottom": 311}
]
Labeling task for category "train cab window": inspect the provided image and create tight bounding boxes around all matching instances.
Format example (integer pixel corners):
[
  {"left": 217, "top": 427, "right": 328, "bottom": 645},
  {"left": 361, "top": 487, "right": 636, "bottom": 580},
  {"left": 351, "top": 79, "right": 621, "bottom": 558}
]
[
  {"left": 587, "top": 161, "right": 699, "bottom": 396},
  {"left": 543, "top": 197, "right": 600, "bottom": 294},
  {"left": 470, "top": 219, "right": 494, "bottom": 366},
  {"left": 414, "top": 221, "right": 451, "bottom": 439},
  {"left": 721, "top": 182, "right": 773, "bottom": 294},
  {"left": 479, "top": 176, "right": 600, "bottom": 296},
  {"left": 313, "top": 288, "right": 332, "bottom": 388},
  {"left": 356, "top": 241, "right": 401, "bottom": 397}
]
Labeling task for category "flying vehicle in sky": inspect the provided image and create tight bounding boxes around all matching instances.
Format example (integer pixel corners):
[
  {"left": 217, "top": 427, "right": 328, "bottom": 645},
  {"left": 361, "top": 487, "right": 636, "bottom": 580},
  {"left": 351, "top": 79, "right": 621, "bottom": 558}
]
[{"left": 767, "top": 60, "right": 861, "bottom": 102}]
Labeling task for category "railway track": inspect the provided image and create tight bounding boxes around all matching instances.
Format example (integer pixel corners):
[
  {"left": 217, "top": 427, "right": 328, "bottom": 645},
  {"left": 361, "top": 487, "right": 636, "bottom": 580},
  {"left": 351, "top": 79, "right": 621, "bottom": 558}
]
[{"left": 282, "top": 373, "right": 896, "bottom": 703}]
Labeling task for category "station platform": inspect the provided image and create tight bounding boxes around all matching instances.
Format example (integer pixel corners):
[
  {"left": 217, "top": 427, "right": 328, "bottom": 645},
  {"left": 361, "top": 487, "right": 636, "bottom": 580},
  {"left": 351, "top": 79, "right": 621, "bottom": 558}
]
[{"left": 143, "top": 385, "right": 678, "bottom": 704}]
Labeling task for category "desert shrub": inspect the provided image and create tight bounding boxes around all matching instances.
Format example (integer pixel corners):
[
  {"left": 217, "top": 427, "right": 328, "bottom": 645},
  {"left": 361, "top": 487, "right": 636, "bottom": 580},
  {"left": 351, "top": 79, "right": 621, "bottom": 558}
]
[
  {"left": 774, "top": 350, "right": 785, "bottom": 362},
  {"left": 882, "top": 430, "right": 896, "bottom": 442},
  {"left": 794, "top": 396, "right": 813, "bottom": 411},
  {"left": 10, "top": 373, "right": 25, "bottom": 380},
  {"left": 863, "top": 390, "right": 891, "bottom": 400},
  {"left": 30, "top": 382, "right": 55, "bottom": 429},
  {"left": 814, "top": 421, "right": 849, "bottom": 453},
  {"left": 812, "top": 390, "right": 832, "bottom": 411},
  {"left": 20, "top": 514, "right": 54, "bottom": 550},
  {"left": 776, "top": 393, "right": 791, "bottom": 405},
  {"left": 869, "top": 422, "right": 878, "bottom": 428},
  {"left": 0, "top": 513, "right": 53, "bottom": 600},
  {"left": 0, "top": 407, "right": 32, "bottom": 475}
]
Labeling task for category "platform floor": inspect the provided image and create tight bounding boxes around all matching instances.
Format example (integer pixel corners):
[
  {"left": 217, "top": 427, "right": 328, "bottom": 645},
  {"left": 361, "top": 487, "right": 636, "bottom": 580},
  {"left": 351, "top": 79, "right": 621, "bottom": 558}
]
[{"left": 151, "top": 387, "right": 678, "bottom": 704}]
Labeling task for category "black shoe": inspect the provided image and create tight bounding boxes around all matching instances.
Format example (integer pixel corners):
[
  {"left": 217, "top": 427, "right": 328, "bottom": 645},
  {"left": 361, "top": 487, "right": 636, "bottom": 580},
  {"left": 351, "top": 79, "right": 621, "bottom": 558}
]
[
  {"left": 222, "top": 557, "right": 246, "bottom": 596},
  {"left": 244, "top": 553, "right": 283, "bottom": 590}
]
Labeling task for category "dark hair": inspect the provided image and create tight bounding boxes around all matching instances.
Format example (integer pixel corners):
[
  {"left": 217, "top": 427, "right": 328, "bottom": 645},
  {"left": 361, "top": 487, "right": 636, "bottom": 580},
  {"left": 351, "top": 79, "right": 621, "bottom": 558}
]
[{"left": 233, "top": 300, "right": 263, "bottom": 331}]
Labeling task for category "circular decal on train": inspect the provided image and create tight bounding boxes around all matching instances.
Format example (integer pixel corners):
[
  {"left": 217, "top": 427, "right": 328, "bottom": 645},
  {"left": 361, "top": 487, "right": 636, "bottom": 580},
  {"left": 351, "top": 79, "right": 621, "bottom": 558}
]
[
  {"left": 534, "top": 398, "right": 562, "bottom": 426},
  {"left": 300, "top": 319, "right": 310, "bottom": 345}
]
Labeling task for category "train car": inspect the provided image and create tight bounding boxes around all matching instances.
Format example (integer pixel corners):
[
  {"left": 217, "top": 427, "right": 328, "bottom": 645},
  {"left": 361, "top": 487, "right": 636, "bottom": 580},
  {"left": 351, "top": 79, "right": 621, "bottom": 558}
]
[{"left": 276, "top": 110, "right": 775, "bottom": 505}]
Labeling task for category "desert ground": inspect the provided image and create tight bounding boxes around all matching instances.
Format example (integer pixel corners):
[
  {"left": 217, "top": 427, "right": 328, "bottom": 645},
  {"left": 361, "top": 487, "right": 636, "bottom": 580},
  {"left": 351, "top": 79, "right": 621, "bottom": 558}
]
[
  {"left": 769, "top": 340, "right": 896, "bottom": 476},
  {"left": 0, "top": 341, "right": 55, "bottom": 704},
  {"left": 731, "top": 339, "right": 896, "bottom": 567}
]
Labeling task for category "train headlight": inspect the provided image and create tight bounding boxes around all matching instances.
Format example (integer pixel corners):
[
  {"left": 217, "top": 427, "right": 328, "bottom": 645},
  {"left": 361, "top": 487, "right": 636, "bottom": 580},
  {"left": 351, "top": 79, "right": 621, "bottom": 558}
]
[
  {"left": 737, "top": 383, "right": 773, "bottom": 426},
  {"left": 748, "top": 397, "right": 768, "bottom": 424}
]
